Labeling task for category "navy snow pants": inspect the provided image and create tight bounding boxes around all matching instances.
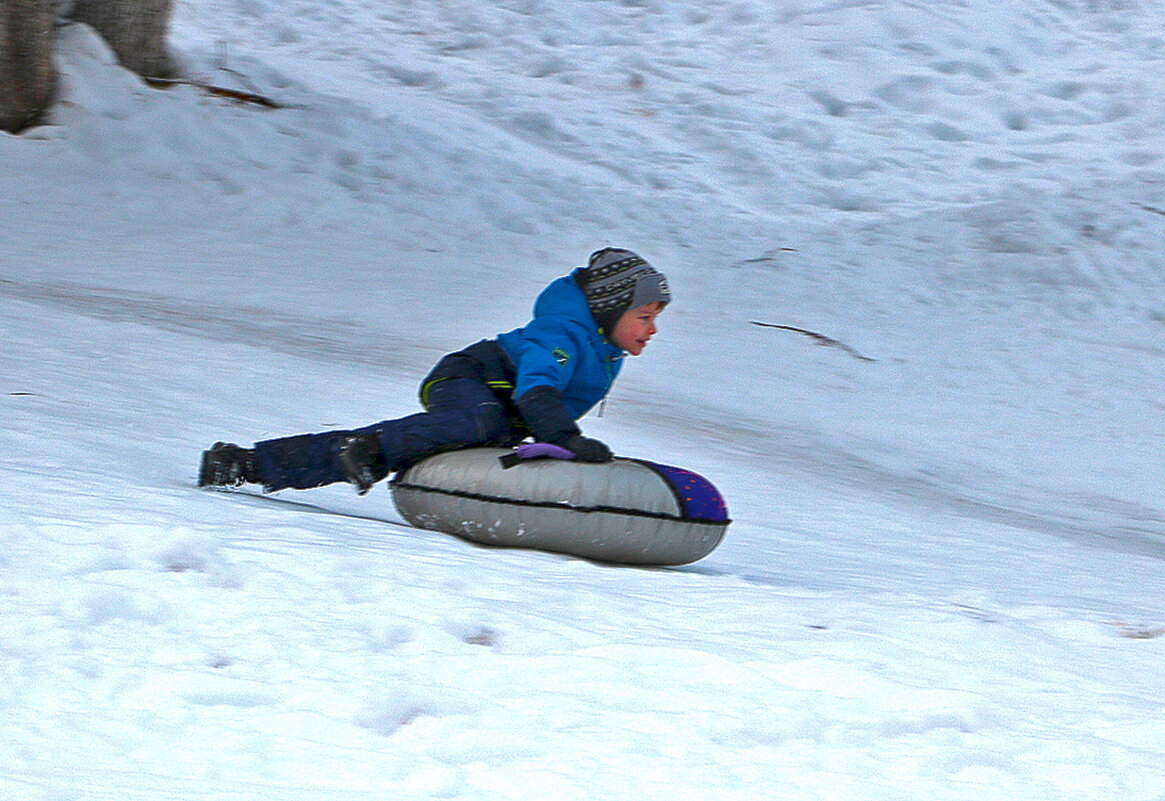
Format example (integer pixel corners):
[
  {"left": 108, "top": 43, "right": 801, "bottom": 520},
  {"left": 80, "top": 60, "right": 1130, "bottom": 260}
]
[{"left": 253, "top": 377, "right": 519, "bottom": 492}]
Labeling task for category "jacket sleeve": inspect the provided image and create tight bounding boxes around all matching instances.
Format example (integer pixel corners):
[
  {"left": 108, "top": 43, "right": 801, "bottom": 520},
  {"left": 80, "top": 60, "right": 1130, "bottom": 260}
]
[
  {"left": 515, "top": 385, "right": 580, "bottom": 444},
  {"left": 502, "top": 319, "right": 587, "bottom": 442}
]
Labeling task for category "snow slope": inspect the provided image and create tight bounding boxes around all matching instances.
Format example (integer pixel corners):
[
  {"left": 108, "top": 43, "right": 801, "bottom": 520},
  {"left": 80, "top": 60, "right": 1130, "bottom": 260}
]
[{"left": 2, "top": 1, "right": 1164, "bottom": 798}]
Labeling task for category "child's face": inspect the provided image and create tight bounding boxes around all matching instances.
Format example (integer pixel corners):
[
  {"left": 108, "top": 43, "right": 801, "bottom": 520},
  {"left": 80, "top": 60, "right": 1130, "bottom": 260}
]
[{"left": 610, "top": 302, "right": 665, "bottom": 356}]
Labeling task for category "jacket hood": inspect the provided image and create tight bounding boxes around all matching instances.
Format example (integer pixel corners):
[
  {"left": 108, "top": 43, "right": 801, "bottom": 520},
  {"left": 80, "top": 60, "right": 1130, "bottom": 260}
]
[
  {"left": 531, "top": 272, "right": 623, "bottom": 355},
  {"left": 531, "top": 271, "right": 593, "bottom": 327}
]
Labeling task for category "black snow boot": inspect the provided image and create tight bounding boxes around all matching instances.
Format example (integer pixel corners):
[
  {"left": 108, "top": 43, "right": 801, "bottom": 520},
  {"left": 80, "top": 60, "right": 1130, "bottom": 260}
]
[
  {"left": 198, "top": 442, "right": 258, "bottom": 488},
  {"left": 340, "top": 433, "right": 389, "bottom": 495}
]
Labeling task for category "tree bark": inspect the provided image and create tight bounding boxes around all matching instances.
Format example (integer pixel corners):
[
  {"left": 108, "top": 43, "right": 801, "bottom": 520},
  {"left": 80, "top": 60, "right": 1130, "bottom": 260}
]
[
  {"left": 69, "top": 0, "right": 173, "bottom": 78},
  {"left": 0, "top": 0, "right": 57, "bottom": 133}
]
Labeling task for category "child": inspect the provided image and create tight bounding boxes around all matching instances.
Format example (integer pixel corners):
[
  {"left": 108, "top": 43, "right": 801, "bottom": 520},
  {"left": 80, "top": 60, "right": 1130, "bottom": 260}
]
[{"left": 199, "top": 248, "right": 670, "bottom": 494}]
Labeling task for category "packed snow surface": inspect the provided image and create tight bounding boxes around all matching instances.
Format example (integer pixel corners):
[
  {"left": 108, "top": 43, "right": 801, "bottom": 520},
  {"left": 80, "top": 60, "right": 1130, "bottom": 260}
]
[{"left": 2, "top": 1, "right": 1164, "bottom": 798}]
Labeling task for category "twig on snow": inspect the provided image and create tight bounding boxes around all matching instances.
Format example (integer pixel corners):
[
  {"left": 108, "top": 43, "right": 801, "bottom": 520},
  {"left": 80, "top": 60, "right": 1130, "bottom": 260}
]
[
  {"left": 145, "top": 77, "right": 283, "bottom": 109},
  {"left": 739, "top": 247, "right": 798, "bottom": 266},
  {"left": 749, "top": 321, "right": 876, "bottom": 362},
  {"left": 1135, "top": 203, "right": 1165, "bottom": 218},
  {"left": 146, "top": 42, "right": 284, "bottom": 108},
  {"left": 214, "top": 41, "right": 269, "bottom": 99}
]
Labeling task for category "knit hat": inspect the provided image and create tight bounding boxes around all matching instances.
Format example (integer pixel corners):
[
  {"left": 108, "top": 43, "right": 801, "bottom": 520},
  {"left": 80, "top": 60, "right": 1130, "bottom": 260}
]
[{"left": 578, "top": 248, "right": 671, "bottom": 334}]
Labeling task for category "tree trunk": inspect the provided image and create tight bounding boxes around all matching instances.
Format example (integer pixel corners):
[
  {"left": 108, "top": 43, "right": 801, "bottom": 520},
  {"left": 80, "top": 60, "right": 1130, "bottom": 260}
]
[
  {"left": 0, "top": 0, "right": 57, "bottom": 133},
  {"left": 69, "top": 0, "right": 173, "bottom": 79}
]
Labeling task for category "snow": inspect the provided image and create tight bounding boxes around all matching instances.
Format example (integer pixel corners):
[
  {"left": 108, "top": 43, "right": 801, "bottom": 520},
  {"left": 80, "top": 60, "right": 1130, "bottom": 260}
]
[{"left": 2, "top": 1, "right": 1164, "bottom": 798}]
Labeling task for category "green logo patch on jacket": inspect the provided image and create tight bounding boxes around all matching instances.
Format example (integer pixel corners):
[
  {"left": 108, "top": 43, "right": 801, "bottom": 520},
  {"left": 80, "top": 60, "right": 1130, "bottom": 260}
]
[{"left": 552, "top": 347, "right": 571, "bottom": 366}]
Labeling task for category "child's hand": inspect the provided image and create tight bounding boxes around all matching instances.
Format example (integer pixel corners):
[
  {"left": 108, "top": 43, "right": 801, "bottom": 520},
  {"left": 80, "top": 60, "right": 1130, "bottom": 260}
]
[{"left": 558, "top": 434, "right": 613, "bottom": 463}]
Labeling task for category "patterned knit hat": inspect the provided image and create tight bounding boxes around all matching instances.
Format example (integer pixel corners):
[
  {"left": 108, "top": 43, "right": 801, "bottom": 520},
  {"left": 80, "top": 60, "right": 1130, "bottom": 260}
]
[{"left": 579, "top": 248, "right": 671, "bottom": 334}]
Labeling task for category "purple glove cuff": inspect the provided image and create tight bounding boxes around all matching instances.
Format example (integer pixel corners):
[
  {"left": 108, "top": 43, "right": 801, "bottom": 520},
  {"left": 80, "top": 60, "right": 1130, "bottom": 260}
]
[
  {"left": 498, "top": 442, "right": 579, "bottom": 469},
  {"left": 514, "top": 442, "right": 577, "bottom": 461}
]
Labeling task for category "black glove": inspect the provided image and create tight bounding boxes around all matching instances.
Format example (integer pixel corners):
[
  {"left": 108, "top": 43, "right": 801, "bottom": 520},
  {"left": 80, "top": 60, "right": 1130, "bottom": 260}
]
[{"left": 558, "top": 434, "right": 613, "bottom": 463}]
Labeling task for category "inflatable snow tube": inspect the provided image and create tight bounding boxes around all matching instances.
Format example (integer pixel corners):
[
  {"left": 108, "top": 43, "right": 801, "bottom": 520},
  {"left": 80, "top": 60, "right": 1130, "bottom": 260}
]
[{"left": 390, "top": 448, "right": 730, "bottom": 566}]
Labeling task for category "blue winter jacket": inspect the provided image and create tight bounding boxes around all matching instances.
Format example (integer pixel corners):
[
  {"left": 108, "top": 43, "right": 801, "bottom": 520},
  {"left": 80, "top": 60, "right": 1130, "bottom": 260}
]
[{"left": 496, "top": 270, "right": 625, "bottom": 419}]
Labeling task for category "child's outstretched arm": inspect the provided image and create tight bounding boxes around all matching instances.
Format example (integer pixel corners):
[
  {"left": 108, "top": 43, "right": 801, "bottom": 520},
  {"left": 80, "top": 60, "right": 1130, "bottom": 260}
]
[{"left": 515, "top": 386, "right": 612, "bottom": 462}]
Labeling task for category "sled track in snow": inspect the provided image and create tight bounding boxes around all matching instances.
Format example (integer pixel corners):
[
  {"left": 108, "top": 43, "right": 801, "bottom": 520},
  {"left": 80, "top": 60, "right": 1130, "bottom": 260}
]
[
  {"left": 0, "top": 277, "right": 418, "bottom": 371},
  {"left": 650, "top": 406, "right": 1165, "bottom": 563}
]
